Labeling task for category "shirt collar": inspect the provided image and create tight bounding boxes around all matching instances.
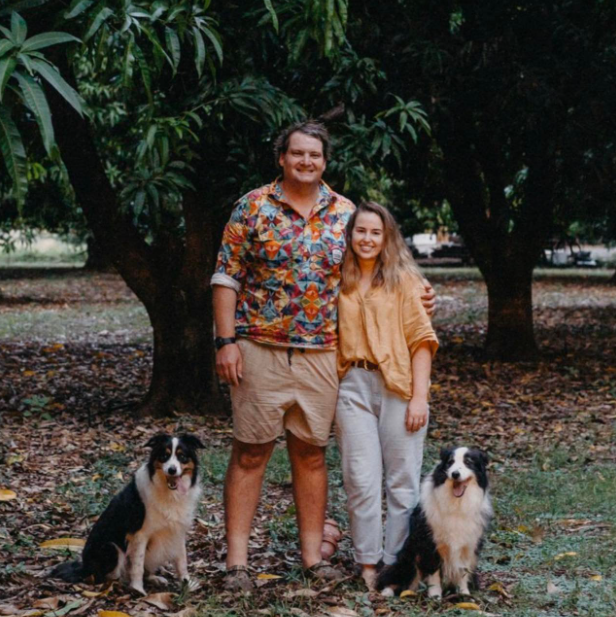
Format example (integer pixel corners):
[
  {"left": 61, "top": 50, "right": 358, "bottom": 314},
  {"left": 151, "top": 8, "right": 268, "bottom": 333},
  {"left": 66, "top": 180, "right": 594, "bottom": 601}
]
[{"left": 268, "top": 178, "right": 337, "bottom": 213}]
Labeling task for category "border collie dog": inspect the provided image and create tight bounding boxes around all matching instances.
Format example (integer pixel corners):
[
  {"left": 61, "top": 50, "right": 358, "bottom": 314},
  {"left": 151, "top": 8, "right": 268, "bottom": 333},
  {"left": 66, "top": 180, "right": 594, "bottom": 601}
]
[
  {"left": 377, "top": 447, "right": 492, "bottom": 599},
  {"left": 52, "top": 434, "right": 204, "bottom": 595}
]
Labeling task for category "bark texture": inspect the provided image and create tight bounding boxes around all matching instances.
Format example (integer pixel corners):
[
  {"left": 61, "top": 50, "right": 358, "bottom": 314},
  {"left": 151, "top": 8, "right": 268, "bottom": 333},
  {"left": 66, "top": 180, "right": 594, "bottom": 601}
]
[{"left": 46, "top": 67, "right": 225, "bottom": 417}]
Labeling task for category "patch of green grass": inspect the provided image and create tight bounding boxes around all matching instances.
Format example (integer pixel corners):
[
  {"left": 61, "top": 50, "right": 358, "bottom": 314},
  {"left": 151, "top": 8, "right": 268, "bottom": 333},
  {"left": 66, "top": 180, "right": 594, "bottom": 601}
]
[{"left": 0, "top": 304, "right": 151, "bottom": 343}]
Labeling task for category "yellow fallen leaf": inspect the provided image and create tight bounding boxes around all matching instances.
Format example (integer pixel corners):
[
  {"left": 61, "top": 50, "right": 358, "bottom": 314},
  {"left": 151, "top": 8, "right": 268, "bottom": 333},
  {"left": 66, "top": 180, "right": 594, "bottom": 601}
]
[
  {"left": 6, "top": 455, "right": 23, "bottom": 465},
  {"left": 109, "top": 443, "right": 125, "bottom": 452},
  {"left": 454, "top": 602, "right": 482, "bottom": 610},
  {"left": 554, "top": 551, "right": 577, "bottom": 560},
  {"left": 256, "top": 573, "right": 283, "bottom": 580},
  {"left": 40, "top": 538, "right": 86, "bottom": 550},
  {"left": 452, "top": 337, "right": 464, "bottom": 344},
  {"left": 399, "top": 589, "right": 417, "bottom": 598},
  {"left": 23, "top": 370, "right": 36, "bottom": 377},
  {"left": 590, "top": 574, "right": 602, "bottom": 581},
  {"left": 487, "top": 582, "right": 510, "bottom": 597},
  {"left": 98, "top": 612, "right": 131, "bottom": 617},
  {"left": 0, "top": 489, "right": 17, "bottom": 501}
]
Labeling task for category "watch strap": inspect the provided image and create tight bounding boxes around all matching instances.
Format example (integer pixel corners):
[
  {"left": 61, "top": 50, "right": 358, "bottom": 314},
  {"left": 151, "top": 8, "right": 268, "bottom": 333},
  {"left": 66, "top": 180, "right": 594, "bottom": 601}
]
[{"left": 215, "top": 336, "right": 237, "bottom": 350}]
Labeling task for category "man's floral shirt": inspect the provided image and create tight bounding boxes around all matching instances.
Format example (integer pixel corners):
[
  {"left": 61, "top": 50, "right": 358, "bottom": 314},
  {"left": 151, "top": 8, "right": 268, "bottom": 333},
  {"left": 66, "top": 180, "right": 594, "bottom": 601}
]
[{"left": 212, "top": 180, "right": 355, "bottom": 348}]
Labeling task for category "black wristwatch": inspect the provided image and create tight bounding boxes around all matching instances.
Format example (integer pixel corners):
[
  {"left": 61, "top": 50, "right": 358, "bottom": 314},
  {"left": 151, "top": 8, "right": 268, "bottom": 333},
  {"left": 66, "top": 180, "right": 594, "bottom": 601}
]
[{"left": 215, "top": 336, "right": 237, "bottom": 350}]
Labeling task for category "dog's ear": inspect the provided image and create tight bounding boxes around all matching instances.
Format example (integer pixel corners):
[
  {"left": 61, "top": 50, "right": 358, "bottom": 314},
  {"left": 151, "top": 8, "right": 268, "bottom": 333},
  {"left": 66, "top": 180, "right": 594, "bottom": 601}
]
[
  {"left": 478, "top": 450, "right": 489, "bottom": 466},
  {"left": 440, "top": 447, "right": 453, "bottom": 462},
  {"left": 145, "top": 434, "right": 168, "bottom": 449},
  {"left": 180, "top": 434, "right": 205, "bottom": 450}
]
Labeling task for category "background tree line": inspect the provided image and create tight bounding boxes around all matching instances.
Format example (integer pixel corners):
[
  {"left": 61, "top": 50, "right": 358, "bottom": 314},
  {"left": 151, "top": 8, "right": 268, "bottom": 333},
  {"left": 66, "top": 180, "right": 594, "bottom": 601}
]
[{"left": 1, "top": 0, "right": 615, "bottom": 416}]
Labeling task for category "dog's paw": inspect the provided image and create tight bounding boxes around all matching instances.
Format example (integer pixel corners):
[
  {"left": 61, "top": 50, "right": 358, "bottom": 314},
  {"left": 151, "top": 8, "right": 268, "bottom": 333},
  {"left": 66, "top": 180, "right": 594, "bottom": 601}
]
[
  {"left": 129, "top": 582, "right": 147, "bottom": 596},
  {"left": 380, "top": 586, "right": 395, "bottom": 597},
  {"left": 147, "top": 574, "right": 169, "bottom": 586}
]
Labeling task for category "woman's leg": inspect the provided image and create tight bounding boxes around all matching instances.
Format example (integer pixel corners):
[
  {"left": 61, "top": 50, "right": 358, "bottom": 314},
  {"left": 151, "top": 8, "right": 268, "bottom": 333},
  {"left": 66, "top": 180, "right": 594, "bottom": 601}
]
[
  {"left": 378, "top": 381, "right": 428, "bottom": 565},
  {"left": 335, "top": 368, "right": 384, "bottom": 570}
]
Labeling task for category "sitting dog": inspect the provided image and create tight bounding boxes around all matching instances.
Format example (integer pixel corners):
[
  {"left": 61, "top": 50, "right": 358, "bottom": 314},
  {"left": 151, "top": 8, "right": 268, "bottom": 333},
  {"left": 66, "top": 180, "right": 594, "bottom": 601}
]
[
  {"left": 377, "top": 447, "right": 492, "bottom": 599},
  {"left": 52, "top": 433, "right": 204, "bottom": 594}
]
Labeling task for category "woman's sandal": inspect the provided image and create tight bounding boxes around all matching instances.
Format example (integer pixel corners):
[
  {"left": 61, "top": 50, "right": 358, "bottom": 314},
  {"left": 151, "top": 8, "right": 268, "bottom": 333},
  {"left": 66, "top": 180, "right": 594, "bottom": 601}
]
[{"left": 223, "top": 565, "right": 254, "bottom": 592}]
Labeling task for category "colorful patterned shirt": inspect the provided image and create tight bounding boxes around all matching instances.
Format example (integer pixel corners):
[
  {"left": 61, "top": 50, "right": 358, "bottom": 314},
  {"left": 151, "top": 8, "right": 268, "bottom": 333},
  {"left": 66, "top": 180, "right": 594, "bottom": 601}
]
[{"left": 212, "top": 180, "right": 355, "bottom": 348}]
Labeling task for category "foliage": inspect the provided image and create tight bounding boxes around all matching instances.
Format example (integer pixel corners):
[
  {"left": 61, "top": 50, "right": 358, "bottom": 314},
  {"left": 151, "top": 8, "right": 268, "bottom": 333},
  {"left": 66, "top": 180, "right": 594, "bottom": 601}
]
[{"left": 0, "top": 10, "right": 82, "bottom": 204}]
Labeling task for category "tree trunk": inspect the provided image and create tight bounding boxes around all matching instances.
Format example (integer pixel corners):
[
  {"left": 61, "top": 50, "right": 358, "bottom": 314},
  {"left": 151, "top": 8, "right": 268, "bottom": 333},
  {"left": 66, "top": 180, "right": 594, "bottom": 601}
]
[
  {"left": 45, "top": 58, "right": 226, "bottom": 418},
  {"left": 139, "top": 287, "right": 224, "bottom": 417},
  {"left": 84, "top": 236, "right": 114, "bottom": 271},
  {"left": 484, "top": 265, "right": 538, "bottom": 360}
]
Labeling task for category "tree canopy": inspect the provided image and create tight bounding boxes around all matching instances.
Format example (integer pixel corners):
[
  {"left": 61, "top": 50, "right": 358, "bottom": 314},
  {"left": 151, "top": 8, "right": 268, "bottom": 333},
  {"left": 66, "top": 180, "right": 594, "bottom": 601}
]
[{"left": 1, "top": 0, "right": 615, "bottom": 413}]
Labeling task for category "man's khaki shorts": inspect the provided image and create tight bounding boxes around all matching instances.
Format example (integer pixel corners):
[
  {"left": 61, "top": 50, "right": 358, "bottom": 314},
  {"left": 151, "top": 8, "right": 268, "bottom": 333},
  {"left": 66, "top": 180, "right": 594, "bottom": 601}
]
[{"left": 230, "top": 338, "right": 339, "bottom": 447}]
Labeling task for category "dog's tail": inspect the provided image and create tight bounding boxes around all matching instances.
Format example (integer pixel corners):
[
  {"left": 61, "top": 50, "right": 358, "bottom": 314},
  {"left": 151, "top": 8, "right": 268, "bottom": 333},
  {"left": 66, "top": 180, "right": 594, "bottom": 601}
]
[
  {"left": 376, "top": 556, "right": 418, "bottom": 592},
  {"left": 50, "top": 560, "right": 85, "bottom": 582}
]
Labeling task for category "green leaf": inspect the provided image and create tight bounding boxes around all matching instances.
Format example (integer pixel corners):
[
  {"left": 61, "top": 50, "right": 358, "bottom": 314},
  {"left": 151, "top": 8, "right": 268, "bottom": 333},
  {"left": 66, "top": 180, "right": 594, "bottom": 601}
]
[
  {"left": 13, "top": 71, "right": 55, "bottom": 155},
  {"left": 21, "top": 32, "right": 81, "bottom": 53},
  {"left": 200, "top": 26, "right": 222, "bottom": 64},
  {"left": 0, "top": 105, "right": 28, "bottom": 205},
  {"left": 0, "top": 39, "right": 15, "bottom": 57},
  {"left": 165, "top": 27, "right": 180, "bottom": 72},
  {"left": 84, "top": 4, "right": 113, "bottom": 42},
  {"left": 122, "top": 35, "right": 134, "bottom": 88},
  {"left": 29, "top": 58, "right": 85, "bottom": 116},
  {"left": 192, "top": 27, "right": 205, "bottom": 78},
  {"left": 0, "top": 26, "right": 14, "bottom": 42},
  {"left": 132, "top": 43, "right": 152, "bottom": 104},
  {"left": 0, "top": 56, "right": 16, "bottom": 100},
  {"left": 11, "top": 12, "right": 27, "bottom": 45},
  {"left": 64, "top": 0, "right": 96, "bottom": 19},
  {"left": 263, "top": 0, "right": 279, "bottom": 34}
]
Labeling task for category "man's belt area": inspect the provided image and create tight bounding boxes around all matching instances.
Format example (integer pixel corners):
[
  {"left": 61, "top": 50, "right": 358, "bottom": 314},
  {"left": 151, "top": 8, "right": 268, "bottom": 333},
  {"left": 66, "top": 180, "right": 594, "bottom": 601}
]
[{"left": 351, "top": 359, "right": 380, "bottom": 372}]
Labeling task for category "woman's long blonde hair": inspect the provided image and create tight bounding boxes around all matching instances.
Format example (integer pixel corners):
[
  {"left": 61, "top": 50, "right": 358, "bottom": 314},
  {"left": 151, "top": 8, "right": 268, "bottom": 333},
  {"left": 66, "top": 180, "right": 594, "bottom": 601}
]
[{"left": 341, "top": 201, "right": 422, "bottom": 293}]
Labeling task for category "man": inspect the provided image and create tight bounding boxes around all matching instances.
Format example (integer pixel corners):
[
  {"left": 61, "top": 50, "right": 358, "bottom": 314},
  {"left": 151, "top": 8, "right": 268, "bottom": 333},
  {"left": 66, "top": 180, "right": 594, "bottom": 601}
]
[{"left": 212, "top": 121, "right": 435, "bottom": 591}]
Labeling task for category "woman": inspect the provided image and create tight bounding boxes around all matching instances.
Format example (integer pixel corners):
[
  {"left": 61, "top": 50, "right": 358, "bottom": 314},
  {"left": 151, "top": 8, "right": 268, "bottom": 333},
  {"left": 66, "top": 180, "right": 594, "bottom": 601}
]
[{"left": 335, "top": 201, "right": 438, "bottom": 590}]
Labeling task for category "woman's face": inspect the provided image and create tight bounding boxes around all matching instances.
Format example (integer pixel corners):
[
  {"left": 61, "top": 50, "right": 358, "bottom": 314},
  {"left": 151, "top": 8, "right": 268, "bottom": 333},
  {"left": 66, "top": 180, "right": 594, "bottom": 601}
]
[{"left": 351, "top": 211, "right": 384, "bottom": 263}]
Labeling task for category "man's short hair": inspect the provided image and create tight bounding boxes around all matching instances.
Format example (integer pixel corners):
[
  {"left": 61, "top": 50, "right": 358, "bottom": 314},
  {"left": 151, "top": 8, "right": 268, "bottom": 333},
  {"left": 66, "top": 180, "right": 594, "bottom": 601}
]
[{"left": 274, "top": 120, "right": 331, "bottom": 167}]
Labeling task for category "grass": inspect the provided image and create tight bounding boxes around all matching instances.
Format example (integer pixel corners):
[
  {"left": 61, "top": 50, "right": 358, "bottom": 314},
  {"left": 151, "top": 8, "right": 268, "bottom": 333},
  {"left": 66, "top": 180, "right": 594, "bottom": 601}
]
[
  {"left": 1, "top": 267, "right": 615, "bottom": 616},
  {"left": 189, "top": 440, "right": 616, "bottom": 617}
]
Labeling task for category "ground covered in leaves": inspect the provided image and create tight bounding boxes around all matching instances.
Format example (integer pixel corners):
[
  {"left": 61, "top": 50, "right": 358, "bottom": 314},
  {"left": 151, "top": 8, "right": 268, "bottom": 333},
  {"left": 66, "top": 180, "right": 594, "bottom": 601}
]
[{"left": 1, "top": 267, "right": 615, "bottom": 617}]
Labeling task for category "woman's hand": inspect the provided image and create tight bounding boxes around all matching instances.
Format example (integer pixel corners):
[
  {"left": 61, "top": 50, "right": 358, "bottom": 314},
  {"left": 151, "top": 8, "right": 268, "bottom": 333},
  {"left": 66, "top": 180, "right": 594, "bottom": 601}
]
[{"left": 406, "top": 398, "right": 428, "bottom": 433}]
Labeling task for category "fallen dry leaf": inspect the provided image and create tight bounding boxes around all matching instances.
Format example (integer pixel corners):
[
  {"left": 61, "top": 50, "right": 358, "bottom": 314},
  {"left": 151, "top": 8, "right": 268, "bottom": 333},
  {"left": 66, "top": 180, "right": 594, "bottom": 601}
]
[
  {"left": 33, "top": 598, "right": 60, "bottom": 610},
  {"left": 256, "top": 573, "right": 283, "bottom": 580},
  {"left": 554, "top": 551, "right": 577, "bottom": 561},
  {"left": 284, "top": 589, "right": 319, "bottom": 599},
  {"left": 98, "top": 612, "right": 131, "bottom": 617},
  {"left": 0, "top": 489, "right": 17, "bottom": 501},
  {"left": 326, "top": 608, "right": 359, "bottom": 617},
  {"left": 40, "top": 538, "right": 85, "bottom": 550},
  {"left": 454, "top": 602, "right": 482, "bottom": 611},
  {"left": 399, "top": 589, "right": 417, "bottom": 598},
  {"left": 141, "top": 593, "right": 174, "bottom": 610},
  {"left": 547, "top": 580, "right": 560, "bottom": 595}
]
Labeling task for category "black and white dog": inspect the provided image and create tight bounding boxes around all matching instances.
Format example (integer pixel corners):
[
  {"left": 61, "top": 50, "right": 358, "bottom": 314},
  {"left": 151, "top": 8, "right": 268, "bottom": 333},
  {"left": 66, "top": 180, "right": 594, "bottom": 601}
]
[
  {"left": 52, "top": 434, "right": 204, "bottom": 594},
  {"left": 378, "top": 447, "right": 492, "bottom": 599}
]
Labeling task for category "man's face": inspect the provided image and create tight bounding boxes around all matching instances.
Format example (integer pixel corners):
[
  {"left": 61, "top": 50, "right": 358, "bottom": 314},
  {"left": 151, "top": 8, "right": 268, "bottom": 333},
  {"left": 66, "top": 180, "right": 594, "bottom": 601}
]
[{"left": 278, "top": 132, "right": 326, "bottom": 186}]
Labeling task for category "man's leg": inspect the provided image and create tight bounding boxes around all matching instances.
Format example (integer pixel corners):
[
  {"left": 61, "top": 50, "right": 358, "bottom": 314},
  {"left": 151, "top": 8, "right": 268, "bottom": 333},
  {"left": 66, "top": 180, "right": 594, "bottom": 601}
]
[
  {"left": 224, "top": 437, "right": 276, "bottom": 567},
  {"left": 286, "top": 430, "right": 327, "bottom": 569}
]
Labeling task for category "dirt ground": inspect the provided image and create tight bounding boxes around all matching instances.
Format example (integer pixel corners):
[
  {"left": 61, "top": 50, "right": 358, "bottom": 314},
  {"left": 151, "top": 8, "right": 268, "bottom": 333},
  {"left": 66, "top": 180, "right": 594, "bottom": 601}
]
[{"left": 1, "top": 268, "right": 615, "bottom": 616}]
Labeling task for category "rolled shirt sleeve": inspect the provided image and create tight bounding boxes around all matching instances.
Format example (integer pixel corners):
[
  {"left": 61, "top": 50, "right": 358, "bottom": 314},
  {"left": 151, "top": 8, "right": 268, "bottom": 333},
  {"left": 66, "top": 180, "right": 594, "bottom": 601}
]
[
  {"left": 212, "top": 197, "right": 252, "bottom": 292},
  {"left": 403, "top": 276, "right": 439, "bottom": 358}
]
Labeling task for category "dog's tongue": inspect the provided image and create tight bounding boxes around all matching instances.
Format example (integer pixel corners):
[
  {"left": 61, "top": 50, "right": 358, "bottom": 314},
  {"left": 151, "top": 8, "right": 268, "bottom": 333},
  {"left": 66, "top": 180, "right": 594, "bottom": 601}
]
[{"left": 453, "top": 481, "right": 467, "bottom": 498}]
